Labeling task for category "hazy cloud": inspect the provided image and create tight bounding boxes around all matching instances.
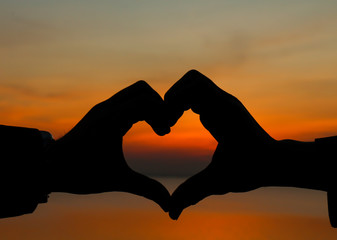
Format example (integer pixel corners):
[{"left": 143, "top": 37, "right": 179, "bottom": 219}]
[
  {"left": 0, "top": 13, "right": 63, "bottom": 47},
  {"left": 0, "top": 83, "right": 74, "bottom": 101}
]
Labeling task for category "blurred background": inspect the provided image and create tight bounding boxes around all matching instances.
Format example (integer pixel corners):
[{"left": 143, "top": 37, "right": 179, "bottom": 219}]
[{"left": 1, "top": 0, "right": 337, "bottom": 239}]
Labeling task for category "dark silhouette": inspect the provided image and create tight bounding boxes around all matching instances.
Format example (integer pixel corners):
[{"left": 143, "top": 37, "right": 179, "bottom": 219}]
[
  {"left": 1, "top": 70, "right": 336, "bottom": 229},
  {"left": 0, "top": 125, "right": 51, "bottom": 218},
  {"left": 165, "top": 70, "right": 337, "bottom": 228},
  {"left": 0, "top": 80, "right": 171, "bottom": 218}
]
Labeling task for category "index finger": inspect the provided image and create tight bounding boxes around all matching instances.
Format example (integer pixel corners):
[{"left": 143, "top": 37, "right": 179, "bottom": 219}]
[
  {"left": 164, "top": 70, "right": 229, "bottom": 127},
  {"left": 91, "top": 80, "right": 171, "bottom": 136}
]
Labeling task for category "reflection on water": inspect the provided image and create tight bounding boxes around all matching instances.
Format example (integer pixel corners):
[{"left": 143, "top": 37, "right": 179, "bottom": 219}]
[{"left": 0, "top": 177, "right": 336, "bottom": 240}]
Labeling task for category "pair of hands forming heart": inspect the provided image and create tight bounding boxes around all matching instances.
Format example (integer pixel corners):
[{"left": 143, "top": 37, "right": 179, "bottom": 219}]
[{"left": 46, "top": 70, "right": 328, "bottom": 220}]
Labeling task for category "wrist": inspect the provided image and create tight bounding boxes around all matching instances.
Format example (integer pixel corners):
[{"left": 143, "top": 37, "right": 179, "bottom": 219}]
[
  {"left": 44, "top": 138, "right": 69, "bottom": 193},
  {"left": 262, "top": 139, "right": 328, "bottom": 191},
  {"left": 315, "top": 136, "right": 337, "bottom": 227},
  {"left": 37, "top": 130, "right": 55, "bottom": 201},
  {"left": 44, "top": 134, "right": 85, "bottom": 193},
  {"left": 315, "top": 136, "right": 337, "bottom": 188}
]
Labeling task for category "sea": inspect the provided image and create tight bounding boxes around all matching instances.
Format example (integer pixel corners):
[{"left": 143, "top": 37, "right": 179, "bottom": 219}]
[{"left": 0, "top": 177, "right": 336, "bottom": 240}]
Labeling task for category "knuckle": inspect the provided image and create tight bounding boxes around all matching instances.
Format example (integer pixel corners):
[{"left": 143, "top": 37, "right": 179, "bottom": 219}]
[
  {"left": 91, "top": 101, "right": 105, "bottom": 112},
  {"left": 87, "top": 101, "right": 108, "bottom": 118},
  {"left": 163, "top": 89, "right": 173, "bottom": 101},
  {"left": 133, "top": 80, "right": 158, "bottom": 97},
  {"left": 134, "top": 80, "right": 150, "bottom": 89},
  {"left": 186, "top": 69, "right": 202, "bottom": 77},
  {"left": 182, "top": 69, "right": 211, "bottom": 87}
]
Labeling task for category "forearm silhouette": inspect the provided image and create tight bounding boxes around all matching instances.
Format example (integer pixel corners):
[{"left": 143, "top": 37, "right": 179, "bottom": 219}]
[{"left": 165, "top": 70, "right": 336, "bottom": 227}]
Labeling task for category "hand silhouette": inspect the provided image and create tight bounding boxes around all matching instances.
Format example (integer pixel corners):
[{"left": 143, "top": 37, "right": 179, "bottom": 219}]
[
  {"left": 165, "top": 70, "right": 326, "bottom": 220},
  {"left": 46, "top": 81, "right": 171, "bottom": 212}
]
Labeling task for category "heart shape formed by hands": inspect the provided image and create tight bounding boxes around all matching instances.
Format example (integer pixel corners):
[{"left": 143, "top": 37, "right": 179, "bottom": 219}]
[
  {"left": 45, "top": 69, "right": 336, "bottom": 228},
  {"left": 47, "top": 70, "right": 276, "bottom": 220}
]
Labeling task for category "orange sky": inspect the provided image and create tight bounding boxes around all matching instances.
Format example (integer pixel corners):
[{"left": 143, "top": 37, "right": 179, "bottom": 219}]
[
  {"left": 1, "top": 1, "right": 337, "bottom": 176},
  {"left": 0, "top": 0, "right": 337, "bottom": 177},
  {"left": 1, "top": 1, "right": 337, "bottom": 237},
  {"left": 1, "top": 0, "right": 337, "bottom": 142}
]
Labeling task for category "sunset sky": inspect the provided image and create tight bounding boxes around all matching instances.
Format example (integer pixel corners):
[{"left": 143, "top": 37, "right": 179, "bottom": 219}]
[
  {"left": 1, "top": 0, "right": 337, "bottom": 239},
  {"left": 1, "top": 0, "right": 337, "bottom": 173},
  {"left": 2, "top": 0, "right": 337, "bottom": 176},
  {"left": 2, "top": 0, "right": 337, "bottom": 174}
]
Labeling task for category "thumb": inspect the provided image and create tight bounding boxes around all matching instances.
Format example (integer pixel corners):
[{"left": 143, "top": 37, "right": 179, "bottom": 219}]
[
  {"left": 169, "top": 167, "right": 223, "bottom": 220},
  {"left": 121, "top": 170, "right": 171, "bottom": 212}
]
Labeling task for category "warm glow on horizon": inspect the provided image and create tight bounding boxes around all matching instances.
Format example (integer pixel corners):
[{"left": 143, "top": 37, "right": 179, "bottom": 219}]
[
  {"left": 1, "top": 0, "right": 337, "bottom": 142},
  {"left": 1, "top": 187, "right": 336, "bottom": 239},
  {"left": 1, "top": 0, "right": 337, "bottom": 238},
  {"left": 2, "top": 208, "right": 333, "bottom": 240},
  {"left": 124, "top": 111, "right": 217, "bottom": 156}
]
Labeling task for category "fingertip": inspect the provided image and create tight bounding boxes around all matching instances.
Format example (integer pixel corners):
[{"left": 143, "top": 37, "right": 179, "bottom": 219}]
[
  {"left": 169, "top": 209, "right": 182, "bottom": 220},
  {"left": 154, "top": 196, "right": 171, "bottom": 214},
  {"left": 185, "top": 69, "right": 202, "bottom": 78},
  {"left": 165, "top": 104, "right": 185, "bottom": 127},
  {"left": 161, "top": 200, "right": 170, "bottom": 213},
  {"left": 168, "top": 188, "right": 190, "bottom": 221},
  {"left": 125, "top": 171, "right": 171, "bottom": 213},
  {"left": 153, "top": 126, "right": 171, "bottom": 136},
  {"left": 153, "top": 185, "right": 171, "bottom": 213}
]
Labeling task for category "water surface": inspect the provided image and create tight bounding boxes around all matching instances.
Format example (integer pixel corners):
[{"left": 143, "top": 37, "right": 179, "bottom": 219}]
[{"left": 1, "top": 177, "right": 336, "bottom": 239}]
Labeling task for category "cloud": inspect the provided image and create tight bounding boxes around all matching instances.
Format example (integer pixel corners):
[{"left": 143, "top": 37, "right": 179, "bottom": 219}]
[
  {"left": 0, "top": 83, "right": 72, "bottom": 101},
  {"left": 200, "top": 33, "right": 252, "bottom": 71}
]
